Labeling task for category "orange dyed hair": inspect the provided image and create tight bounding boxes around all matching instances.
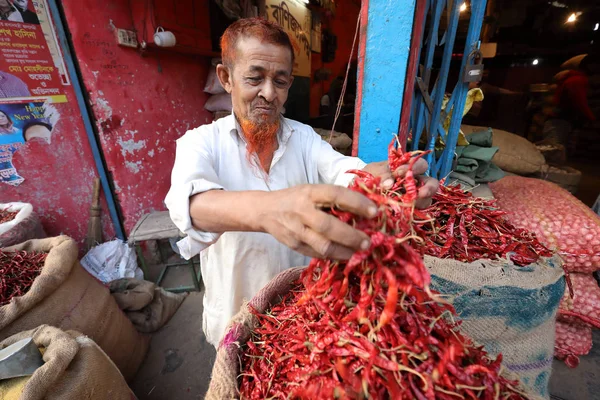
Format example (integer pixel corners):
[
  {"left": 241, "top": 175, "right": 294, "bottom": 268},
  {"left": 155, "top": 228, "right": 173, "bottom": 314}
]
[{"left": 220, "top": 17, "right": 295, "bottom": 70}]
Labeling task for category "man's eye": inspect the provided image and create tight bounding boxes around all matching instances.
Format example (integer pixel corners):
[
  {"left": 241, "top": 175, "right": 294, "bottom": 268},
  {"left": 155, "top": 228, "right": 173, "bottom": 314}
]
[
  {"left": 275, "top": 80, "right": 288, "bottom": 86},
  {"left": 248, "top": 77, "right": 261, "bottom": 82}
]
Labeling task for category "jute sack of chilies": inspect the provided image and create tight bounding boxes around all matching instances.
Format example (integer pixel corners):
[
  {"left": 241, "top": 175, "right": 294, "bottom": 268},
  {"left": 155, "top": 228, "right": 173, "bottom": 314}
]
[
  {"left": 0, "top": 202, "right": 46, "bottom": 248},
  {"left": 0, "top": 325, "right": 135, "bottom": 400},
  {"left": 206, "top": 266, "right": 542, "bottom": 400},
  {"left": 0, "top": 236, "right": 150, "bottom": 381},
  {"left": 425, "top": 255, "right": 565, "bottom": 399},
  {"left": 206, "top": 267, "right": 304, "bottom": 400}
]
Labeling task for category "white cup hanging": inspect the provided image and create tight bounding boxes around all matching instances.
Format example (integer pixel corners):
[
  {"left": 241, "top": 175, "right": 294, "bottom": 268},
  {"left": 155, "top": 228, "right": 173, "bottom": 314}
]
[{"left": 154, "top": 27, "right": 176, "bottom": 47}]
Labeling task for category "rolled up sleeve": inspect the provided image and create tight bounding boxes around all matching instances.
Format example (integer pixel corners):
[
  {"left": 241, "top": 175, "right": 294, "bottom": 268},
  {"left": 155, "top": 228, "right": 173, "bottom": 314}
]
[
  {"left": 315, "top": 134, "right": 366, "bottom": 187},
  {"left": 164, "top": 128, "right": 224, "bottom": 259}
]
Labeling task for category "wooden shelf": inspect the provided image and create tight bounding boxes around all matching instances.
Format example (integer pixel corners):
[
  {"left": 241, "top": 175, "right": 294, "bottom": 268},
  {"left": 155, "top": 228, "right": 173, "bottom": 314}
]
[{"left": 139, "top": 42, "right": 220, "bottom": 58}]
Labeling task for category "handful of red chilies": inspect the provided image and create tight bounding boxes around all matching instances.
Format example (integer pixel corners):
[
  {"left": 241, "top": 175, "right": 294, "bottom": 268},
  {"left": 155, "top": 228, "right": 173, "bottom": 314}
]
[
  {"left": 416, "top": 184, "right": 553, "bottom": 266},
  {"left": 0, "top": 208, "right": 18, "bottom": 224},
  {"left": 239, "top": 139, "right": 530, "bottom": 399}
]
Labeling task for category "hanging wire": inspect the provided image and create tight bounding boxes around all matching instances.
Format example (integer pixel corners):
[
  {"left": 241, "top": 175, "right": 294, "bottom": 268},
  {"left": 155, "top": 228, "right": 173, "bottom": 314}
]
[{"left": 328, "top": 11, "right": 361, "bottom": 143}]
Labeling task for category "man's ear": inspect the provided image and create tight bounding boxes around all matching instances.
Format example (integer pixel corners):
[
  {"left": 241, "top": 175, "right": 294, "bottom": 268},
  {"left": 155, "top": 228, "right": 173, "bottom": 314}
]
[
  {"left": 288, "top": 75, "right": 294, "bottom": 89},
  {"left": 216, "top": 64, "right": 233, "bottom": 93}
]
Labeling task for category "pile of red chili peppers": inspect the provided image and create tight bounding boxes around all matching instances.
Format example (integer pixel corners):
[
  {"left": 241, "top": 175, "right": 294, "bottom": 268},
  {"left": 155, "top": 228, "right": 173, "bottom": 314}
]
[
  {"left": 415, "top": 184, "right": 553, "bottom": 266},
  {"left": 0, "top": 208, "right": 18, "bottom": 224},
  {"left": 239, "top": 140, "right": 529, "bottom": 399},
  {"left": 0, "top": 250, "right": 47, "bottom": 307}
]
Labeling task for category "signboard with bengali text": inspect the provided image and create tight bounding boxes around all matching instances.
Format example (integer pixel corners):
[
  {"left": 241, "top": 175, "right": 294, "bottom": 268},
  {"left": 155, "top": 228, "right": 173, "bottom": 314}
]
[{"left": 265, "top": 0, "right": 312, "bottom": 77}]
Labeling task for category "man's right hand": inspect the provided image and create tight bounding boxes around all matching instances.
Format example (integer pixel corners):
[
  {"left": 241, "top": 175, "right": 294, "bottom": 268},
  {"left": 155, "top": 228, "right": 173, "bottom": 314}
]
[{"left": 258, "top": 185, "right": 377, "bottom": 260}]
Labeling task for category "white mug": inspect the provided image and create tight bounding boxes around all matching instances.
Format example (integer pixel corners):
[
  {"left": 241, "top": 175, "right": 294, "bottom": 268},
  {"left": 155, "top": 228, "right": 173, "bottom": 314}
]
[{"left": 154, "top": 27, "right": 176, "bottom": 47}]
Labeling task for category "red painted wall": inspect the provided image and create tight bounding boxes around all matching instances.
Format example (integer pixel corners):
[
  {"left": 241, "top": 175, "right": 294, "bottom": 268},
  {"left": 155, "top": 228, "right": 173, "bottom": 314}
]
[
  {"left": 309, "top": 1, "right": 361, "bottom": 118},
  {"left": 2, "top": 1, "right": 356, "bottom": 246},
  {"left": 62, "top": 0, "right": 213, "bottom": 234}
]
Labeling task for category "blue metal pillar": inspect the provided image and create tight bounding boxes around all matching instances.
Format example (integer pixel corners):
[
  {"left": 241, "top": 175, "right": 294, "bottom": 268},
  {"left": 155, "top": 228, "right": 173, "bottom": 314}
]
[{"left": 354, "top": 0, "right": 417, "bottom": 163}]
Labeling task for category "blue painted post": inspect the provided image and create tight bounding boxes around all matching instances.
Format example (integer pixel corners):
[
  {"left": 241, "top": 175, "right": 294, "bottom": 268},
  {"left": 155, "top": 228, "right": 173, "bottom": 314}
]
[
  {"left": 439, "top": 0, "right": 488, "bottom": 178},
  {"left": 355, "top": 0, "right": 417, "bottom": 163}
]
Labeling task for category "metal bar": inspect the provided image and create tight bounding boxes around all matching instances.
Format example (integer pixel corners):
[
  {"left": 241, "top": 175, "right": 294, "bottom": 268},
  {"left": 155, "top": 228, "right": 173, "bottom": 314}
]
[
  {"left": 46, "top": 0, "right": 125, "bottom": 240},
  {"left": 156, "top": 265, "right": 168, "bottom": 286},
  {"left": 135, "top": 244, "right": 149, "bottom": 280},
  {"left": 422, "top": 0, "right": 445, "bottom": 87},
  {"left": 355, "top": 0, "right": 417, "bottom": 162},
  {"left": 439, "top": 0, "right": 488, "bottom": 179},
  {"left": 425, "top": 0, "right": 462, "bottom": 170},
  {"left": 189, "top": 258, "right": 200, "bottom": 291},
  {"left": 398, "top": 0, "right": 428, "bottom": 149},
  {"left": 411, "top": 0, "right": 444, "bottom": 151}
]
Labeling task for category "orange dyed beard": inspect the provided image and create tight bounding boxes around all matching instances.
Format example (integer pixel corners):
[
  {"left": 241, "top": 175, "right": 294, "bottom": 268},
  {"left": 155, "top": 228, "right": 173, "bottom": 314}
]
[{"left": 239, "top": 117, "right": 280, "bottom": 173}]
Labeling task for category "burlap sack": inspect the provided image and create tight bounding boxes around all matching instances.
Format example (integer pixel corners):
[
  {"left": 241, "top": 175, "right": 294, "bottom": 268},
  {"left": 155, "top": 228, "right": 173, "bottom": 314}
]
[
  {"left": 462, "top": 125, "right": 546, "bottom": 175},
  {"left": 425, "top": 255, "right": 565, "bottom": 399},
  {"left": 205, "top": 267, "right": 304, "bottom": 400},
  {"left": 0, "top": 236, "right": 150, "bottom": 381},
  {"left": 0, "top": 206, "right": 46, "bottom": 248},
  {"left": 0, "top": 325, "right": 135, "bottom": 400},
  {"left": 206, "top": 265, "right": 541, "bottom": 400},
  {"left": 109, "top": 278, "right": 187, "bottom": 333}
]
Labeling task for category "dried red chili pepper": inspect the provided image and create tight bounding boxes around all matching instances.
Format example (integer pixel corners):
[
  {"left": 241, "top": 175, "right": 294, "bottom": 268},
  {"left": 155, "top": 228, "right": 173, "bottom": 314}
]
[
  {"left": 0, "top": 249, "right": 47, "bottom": 306},
  {"left": 0, "top": 208, "right": 18, "bottom": 224},
  {"left": 414, "top": 183, "right": 553, "bottom": 267}
]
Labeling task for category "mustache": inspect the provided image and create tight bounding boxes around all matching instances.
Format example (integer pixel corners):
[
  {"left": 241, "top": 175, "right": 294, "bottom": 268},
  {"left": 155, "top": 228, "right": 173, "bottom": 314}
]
[{"left": 252, "top": 101, "right": 276, "bottom": 110}]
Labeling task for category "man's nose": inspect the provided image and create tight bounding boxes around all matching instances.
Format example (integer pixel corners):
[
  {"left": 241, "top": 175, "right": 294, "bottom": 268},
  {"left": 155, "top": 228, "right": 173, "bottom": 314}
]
[{"left": 259, "top": 80, "right": 277, "bottom": 103}]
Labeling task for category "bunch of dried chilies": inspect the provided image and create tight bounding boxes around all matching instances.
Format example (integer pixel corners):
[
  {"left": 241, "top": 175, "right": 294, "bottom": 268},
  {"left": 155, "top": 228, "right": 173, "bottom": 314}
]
[
  {"left": 0, "top": 208, "right": 18, "bottom": 224},
  {"left": 239, "top": 140, "right": 532, "bottom": 399},
  {"left": 0, "top": 250, "right": 47, "bottom": 306},
  {"left": 415, "top": 184, "right": 552, "bottom": 266}
]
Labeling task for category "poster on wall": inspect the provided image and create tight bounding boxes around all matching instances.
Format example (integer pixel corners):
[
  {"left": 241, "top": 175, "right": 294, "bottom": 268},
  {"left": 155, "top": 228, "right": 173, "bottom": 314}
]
[
  {"left": 0, "top": 100, "right": 59, "bottom": 186},
  {"left": 0, "top": 0, "right": 68, "bottom": 104},
  {"left": 33, "top": 0, "right": 70, "bottom": 85},
  {"left": 265, "top": 0, "right": 312, "bottom": 77}
]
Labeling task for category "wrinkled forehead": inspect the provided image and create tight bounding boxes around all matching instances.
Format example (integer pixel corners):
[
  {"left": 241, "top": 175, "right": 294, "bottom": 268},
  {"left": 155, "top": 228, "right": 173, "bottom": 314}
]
[{"left": 232, "top": 37, "right": 293, "bottom": 74}]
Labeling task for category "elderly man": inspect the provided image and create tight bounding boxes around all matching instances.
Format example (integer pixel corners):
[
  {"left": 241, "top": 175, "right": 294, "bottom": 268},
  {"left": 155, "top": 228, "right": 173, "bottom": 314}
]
[{"left": 165, "top": 18, "right": 438, "bottom": 347}]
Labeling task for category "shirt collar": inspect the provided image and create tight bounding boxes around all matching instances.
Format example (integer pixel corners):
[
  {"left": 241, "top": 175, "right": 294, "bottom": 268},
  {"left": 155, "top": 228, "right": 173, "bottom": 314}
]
[{"left": 226, "top": 111, "right": 294, "bottom": 147}]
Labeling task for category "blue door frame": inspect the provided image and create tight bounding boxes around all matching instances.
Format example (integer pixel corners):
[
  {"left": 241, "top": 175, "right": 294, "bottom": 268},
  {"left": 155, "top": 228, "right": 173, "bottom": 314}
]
[
  {"left": 355, "top": 0, "right": 488, "bottom": 182},
  {"left": 47, "top": 0, "right": 125, "bottom": 240}
]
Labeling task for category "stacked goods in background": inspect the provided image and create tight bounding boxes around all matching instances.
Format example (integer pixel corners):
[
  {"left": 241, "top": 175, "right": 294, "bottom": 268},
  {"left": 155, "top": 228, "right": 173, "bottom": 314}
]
[
  {"left": 0, "top": 203, "right": 46, "bottom": 248},
  {"left": 204, "top": 58, "right": 232, "bottom": 120},
  {"left": 0, "top": 236, "right": 149, "bottom": 381},
  {"left": 490, "top": 176, "right": 600, "bottom": 367},
  {"left": 461, "top": 125, "right": 546, "bottom": 177},
  {"left": 207, "top": 142, "right": 553, "bottom": 399},
  {"left": 0, "top": 325, "right": 134, "bottom": 399}
]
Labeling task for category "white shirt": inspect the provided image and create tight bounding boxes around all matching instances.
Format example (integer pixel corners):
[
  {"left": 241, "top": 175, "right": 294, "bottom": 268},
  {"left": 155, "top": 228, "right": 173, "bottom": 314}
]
[{"left": 165, "top": 113, "right": 366, "bottom": 347}]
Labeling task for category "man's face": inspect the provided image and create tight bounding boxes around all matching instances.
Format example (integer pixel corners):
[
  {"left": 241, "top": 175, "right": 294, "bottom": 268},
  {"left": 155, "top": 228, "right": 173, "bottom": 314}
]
[
  {"left": 13, "top": 0, "right": 28, "bottom": 11},
  {"left": 217, "top": 37, "right": 293, "bottom": 125}
]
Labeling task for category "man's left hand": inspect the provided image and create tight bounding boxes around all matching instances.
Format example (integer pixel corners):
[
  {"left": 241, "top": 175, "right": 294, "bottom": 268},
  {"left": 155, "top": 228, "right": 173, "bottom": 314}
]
[{"left": 362, "top": 159, "right": 439, "bottom": 209}]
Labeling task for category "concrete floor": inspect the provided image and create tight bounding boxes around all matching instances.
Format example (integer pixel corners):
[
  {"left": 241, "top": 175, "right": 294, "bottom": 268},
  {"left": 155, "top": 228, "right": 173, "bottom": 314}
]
[
  {"left": 130, "top": 244, "right": 600, "bottom": 400},
  {"left": 549, "top": 330, "right": 600, "bottom": 400},
  {"left": 130, "top": 256, "right": 215, "bottom": 400}
]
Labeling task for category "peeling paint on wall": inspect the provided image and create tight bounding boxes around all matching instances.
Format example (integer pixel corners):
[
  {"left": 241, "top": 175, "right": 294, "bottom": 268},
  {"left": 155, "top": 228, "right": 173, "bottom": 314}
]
[{"left": 62, "top": 0, "right": 213, "bottom": 233}]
